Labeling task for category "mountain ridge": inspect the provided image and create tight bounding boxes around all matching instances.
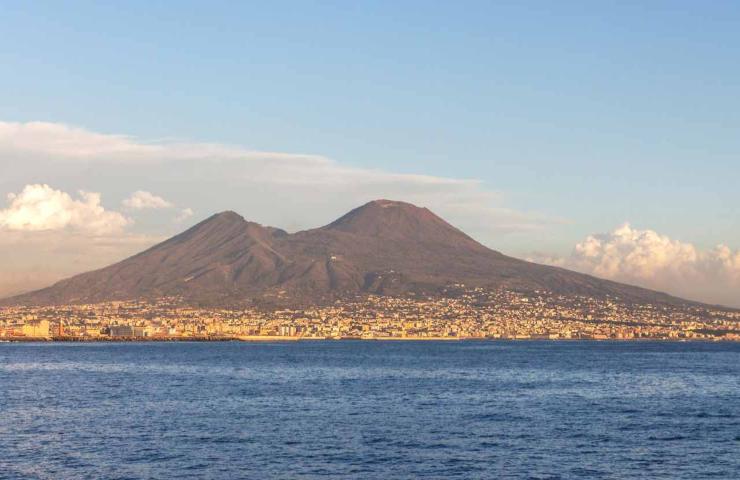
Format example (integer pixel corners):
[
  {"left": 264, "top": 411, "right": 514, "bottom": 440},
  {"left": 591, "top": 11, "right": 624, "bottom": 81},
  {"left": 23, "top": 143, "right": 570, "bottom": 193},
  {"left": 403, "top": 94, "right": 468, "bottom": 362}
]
[{"left": 1, "top": 200, "right": 715, "bottom": 308}]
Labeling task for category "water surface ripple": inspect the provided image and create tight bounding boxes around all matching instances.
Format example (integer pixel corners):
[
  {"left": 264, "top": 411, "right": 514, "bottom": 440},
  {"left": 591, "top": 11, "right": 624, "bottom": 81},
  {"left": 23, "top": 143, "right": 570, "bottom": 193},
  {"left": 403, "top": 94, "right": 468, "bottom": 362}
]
[{"left": 0, "top": 341, "right": 738, "bottom": 479}]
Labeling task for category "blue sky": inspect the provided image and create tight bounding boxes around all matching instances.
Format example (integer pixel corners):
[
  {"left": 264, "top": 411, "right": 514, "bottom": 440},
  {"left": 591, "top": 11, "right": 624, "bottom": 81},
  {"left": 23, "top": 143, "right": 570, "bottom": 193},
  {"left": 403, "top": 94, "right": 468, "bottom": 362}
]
[{"left": 0, "top": 1, "right": 739, "bottom": 304}]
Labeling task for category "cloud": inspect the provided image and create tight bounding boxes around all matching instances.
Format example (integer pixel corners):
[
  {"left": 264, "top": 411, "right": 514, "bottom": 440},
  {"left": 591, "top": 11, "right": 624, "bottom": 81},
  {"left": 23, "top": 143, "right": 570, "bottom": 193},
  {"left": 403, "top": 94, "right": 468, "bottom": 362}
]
[
  {"left": 0, "top": 184, "right": 131, "bottom": 235},
  {"left": 0, "top": 184, "right": 166, "bottom": 298},
  {"left": 0, "top": 121, "right": 160, "bottom": 159},
  {"left": 0, "top": 121, "right": 555, "bottom": 236},
  {"left": 0, "top": 120, "right": 327, "bottom": 164},
  {"left": 175, "top": 208, "right": 194, "bottom": 222},
  {"left": 531, "top": 223, "right": 740, "bottom": 307},
  {"left": 0, "top": 121, "right": 164, "bottom": 159},
  {"left": 122, "top": 190, "right": 174, "bottom": 210}
]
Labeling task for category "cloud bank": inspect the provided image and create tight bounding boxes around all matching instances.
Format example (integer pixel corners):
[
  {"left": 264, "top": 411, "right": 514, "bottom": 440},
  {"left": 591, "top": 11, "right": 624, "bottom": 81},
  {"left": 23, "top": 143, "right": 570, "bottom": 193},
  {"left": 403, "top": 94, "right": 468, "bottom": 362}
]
[
  {"left": 532, "top": 223, "right": 740, "bottom": 307},
  {"left": 122, "top": 191, "right": 174, "bottom": 210},
  {"left": 0, "top": 120, "right": 558, "bottom": 238},
  {"left": 0, "top": 184, "right": 131, "bottom": 235},
  {"left": 0, "top": 183, "right": 172, "bottom": 297}
]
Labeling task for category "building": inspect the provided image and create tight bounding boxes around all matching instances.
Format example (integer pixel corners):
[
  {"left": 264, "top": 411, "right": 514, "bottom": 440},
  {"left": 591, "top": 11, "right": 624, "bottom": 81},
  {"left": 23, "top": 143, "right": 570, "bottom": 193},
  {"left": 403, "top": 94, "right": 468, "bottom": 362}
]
[
  {"left": 132, "top": 326, "right": 147, "bottom": 337},
  {"left": 21, "top": 320, "right": 50, "bottom": 338},
  {"left": 279, "top": 325, "right": 297, "bottom": 336},
  {"left": 109, "top": 325, "right": 135, "bottom": 337}
]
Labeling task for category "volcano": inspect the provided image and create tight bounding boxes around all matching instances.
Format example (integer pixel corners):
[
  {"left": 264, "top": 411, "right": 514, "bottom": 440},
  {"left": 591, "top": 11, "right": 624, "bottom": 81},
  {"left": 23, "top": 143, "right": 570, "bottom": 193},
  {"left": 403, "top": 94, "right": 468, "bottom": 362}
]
[{"left": 3, "top": 200, "right": 692, "bottom": 306}]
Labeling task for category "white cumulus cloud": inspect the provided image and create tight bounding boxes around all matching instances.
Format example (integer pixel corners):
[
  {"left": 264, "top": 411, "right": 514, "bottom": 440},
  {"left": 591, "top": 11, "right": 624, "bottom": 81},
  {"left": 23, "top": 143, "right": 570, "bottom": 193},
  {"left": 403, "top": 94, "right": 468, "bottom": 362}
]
[
  {"left": 532, "top": 223, "right": 740, "bottom": 307},
  {"left": 0, "top": 184, "right": 131, "bottom": 235},
  {"left": 0, "top": 184, "right": 158, "bottom": 298},
  {"left": 122, "top": 190, "right": 174, "bottom": 210},
  {"left": 175, "top": 208, "right": 194, "bottom": 222}
]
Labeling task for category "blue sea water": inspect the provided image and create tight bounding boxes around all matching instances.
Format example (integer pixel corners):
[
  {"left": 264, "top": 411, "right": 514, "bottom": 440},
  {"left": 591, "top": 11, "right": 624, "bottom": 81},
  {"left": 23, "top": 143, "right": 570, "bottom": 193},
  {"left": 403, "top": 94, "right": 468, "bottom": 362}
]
[{"left": 0, "top": 341, "right": 738, "bottom": 479}]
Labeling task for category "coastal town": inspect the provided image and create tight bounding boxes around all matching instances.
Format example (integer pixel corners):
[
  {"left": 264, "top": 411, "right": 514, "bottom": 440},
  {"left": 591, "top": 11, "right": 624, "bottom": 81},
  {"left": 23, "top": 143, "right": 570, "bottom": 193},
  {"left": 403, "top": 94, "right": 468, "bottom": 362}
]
[{"left": 1, "top": 287, "right": 738, "bottom": 342}]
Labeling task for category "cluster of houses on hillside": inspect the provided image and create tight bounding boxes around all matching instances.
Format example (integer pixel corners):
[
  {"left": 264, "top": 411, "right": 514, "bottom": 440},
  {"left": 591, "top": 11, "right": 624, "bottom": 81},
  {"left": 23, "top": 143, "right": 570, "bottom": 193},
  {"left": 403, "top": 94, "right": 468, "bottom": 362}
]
[{"left": 1, "top": 288, "right": 738, "bottom": 341}]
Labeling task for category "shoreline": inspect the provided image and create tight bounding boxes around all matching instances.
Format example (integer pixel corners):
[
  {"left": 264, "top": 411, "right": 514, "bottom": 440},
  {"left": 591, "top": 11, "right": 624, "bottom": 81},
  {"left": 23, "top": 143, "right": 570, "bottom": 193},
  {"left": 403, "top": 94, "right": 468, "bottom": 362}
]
[{"left": 1, "top": 336, "right": 737, "bottom": 343}]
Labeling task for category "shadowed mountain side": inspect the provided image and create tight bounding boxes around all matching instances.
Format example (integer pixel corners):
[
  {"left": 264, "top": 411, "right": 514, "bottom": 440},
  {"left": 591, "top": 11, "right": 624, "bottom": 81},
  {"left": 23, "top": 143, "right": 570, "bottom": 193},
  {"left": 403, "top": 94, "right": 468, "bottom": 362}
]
[{"left": 2, "top": 200, "right": 702, "bottom": 307}]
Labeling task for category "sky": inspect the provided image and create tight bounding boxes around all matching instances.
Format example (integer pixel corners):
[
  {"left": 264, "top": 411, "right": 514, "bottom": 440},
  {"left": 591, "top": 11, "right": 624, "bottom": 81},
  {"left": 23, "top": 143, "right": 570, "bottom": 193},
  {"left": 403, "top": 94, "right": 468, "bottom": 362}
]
[{"left": 0, "top": 1, "right": 739, "bottom": 306}]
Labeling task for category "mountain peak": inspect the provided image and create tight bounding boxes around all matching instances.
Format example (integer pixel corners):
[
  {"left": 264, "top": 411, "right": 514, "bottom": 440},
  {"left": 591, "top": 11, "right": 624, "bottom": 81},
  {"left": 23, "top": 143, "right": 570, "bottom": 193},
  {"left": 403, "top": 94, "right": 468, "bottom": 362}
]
[
  {"left": 368, "top": 199, "right": 417, "bottom": 208},
  {"left": 211, "top": 210, "right": 245, "bottom": 223},
  {"left": 322, "top": 199, "right": 475, "bottom": 245}
]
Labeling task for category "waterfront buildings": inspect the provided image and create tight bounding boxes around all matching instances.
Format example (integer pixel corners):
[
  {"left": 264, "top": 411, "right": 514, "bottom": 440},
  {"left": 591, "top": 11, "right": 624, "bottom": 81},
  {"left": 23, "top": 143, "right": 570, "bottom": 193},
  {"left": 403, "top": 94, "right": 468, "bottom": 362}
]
[
  {"left": 20, "top": 319, "right": 50, "bottom": 338},
  {"left": 1, "top": 288, "right": 738, "bottom": 341}
]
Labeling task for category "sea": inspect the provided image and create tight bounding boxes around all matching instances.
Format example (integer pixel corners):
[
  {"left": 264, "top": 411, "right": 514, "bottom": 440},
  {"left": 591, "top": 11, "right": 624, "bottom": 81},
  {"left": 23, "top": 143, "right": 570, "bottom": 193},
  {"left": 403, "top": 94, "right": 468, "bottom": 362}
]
[{"left": 0, "top": 341, "right": 738, "bottom": 479}]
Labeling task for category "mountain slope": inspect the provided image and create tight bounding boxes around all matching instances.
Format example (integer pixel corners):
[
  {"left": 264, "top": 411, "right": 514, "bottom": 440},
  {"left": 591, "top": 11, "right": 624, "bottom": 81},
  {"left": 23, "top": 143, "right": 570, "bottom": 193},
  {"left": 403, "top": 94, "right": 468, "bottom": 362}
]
[{"left": 3, "top": 200, "right": 696, "bottom": 307}]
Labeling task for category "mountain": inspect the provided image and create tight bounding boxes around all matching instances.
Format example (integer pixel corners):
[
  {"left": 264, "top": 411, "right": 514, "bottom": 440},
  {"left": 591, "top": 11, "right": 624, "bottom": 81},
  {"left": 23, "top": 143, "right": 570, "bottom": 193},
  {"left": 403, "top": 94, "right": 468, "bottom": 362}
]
[{"left": 3, "top": 199, "right": 695, "bottom": 307}]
